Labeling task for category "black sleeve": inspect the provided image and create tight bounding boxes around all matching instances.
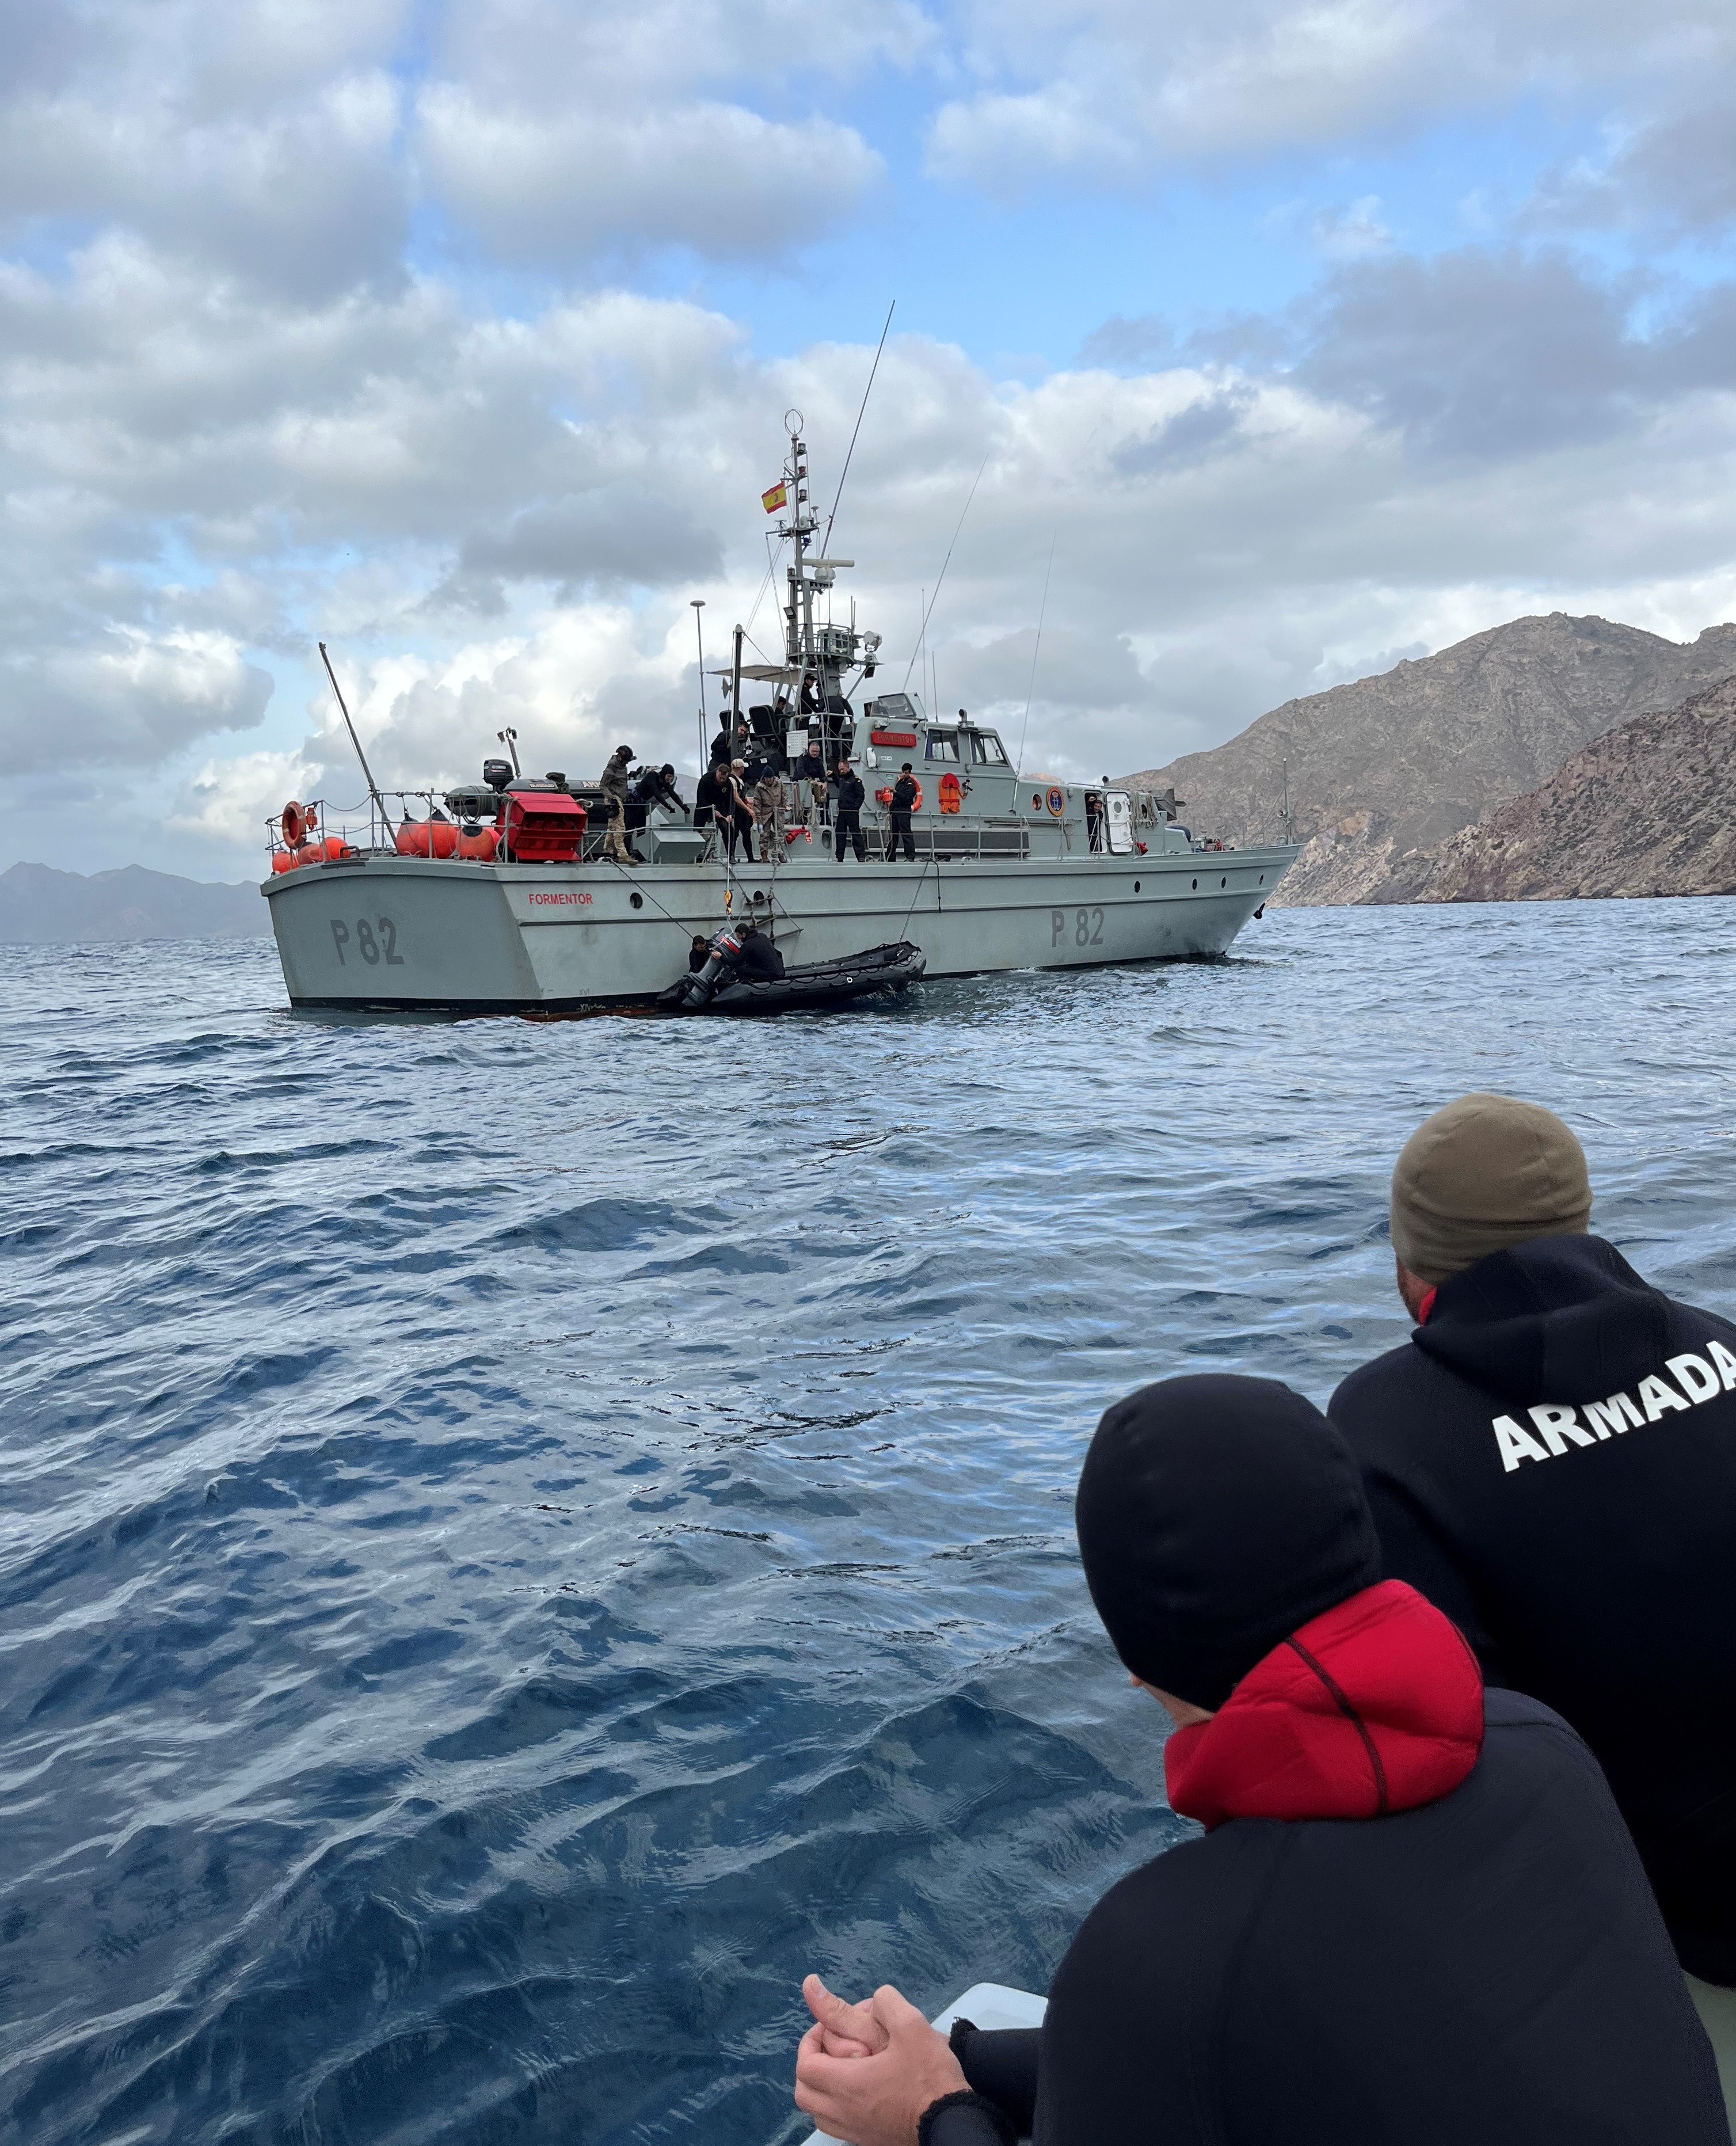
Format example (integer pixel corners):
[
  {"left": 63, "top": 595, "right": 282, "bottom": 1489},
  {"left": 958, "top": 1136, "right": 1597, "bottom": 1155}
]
[
  {"left": 952, "top": 2024, "right": 1039, "bottom": 2136},
  {"left": 923, "top": 2093, "right": 1016, "bottom": 2146}
]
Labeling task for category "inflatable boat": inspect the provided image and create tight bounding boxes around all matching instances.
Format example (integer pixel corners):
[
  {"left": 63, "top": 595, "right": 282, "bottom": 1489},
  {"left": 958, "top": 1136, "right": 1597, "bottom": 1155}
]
[{"left": 657, "top": 937, "right": 926, "bottom": 1015}]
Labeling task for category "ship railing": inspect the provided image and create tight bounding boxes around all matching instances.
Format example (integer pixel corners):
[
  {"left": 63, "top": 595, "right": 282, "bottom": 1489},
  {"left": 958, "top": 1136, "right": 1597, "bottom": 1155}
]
[
  {"left": 263, "top": 790, "right": 482, "bottom": 865},
  {"left": 858, "top": 813, "right": 1031, "bottom": 862}
]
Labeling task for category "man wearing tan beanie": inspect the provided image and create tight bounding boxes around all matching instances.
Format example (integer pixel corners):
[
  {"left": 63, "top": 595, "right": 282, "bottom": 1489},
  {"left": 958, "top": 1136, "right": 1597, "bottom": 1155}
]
[{"left": 1331, "top": 1092, "right": 1736, "bottom": 2110}]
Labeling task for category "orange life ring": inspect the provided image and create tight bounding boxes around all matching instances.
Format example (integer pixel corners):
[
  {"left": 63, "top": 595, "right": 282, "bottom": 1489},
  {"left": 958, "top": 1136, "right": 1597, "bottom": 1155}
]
[
  {"left": 281, "top": 799, "right": 315, "bottom": 846},
  {"left": 876, "top": 779, "right": 923, "bottom": 811}
]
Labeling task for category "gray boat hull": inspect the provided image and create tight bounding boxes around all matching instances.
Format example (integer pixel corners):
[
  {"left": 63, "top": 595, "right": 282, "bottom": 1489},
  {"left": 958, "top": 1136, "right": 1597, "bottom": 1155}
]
[{"left": 263, "top": 846, "right": 1296, "bottom": 1012}]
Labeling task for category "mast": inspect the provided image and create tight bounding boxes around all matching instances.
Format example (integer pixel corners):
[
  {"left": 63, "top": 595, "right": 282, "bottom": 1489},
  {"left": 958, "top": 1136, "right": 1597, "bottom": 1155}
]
[
  {"left": 766, "top": 412, "right": 879, "bottom": 767},
  {"left": 691, "top": 599, "right": 707, "bottom": 774}
]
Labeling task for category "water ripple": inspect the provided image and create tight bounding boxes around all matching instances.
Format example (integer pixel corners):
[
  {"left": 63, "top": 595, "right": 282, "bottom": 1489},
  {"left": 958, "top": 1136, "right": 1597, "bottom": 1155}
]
[{"left": 1, "top": 904, "right": 1733, "bottom": 2142}]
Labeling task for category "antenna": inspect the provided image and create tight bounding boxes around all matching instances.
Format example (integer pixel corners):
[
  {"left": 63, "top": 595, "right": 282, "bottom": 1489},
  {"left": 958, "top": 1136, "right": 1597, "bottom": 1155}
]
[
  {"left": 692, "top": 599, "right": 707, "bottom": 773},
  {"left": 1015, "top": 535, "right": 1057, "bottom": 775},
  {"left": 318, "top": 642, "right": 387, "bottom": 818},
  {"left": 497, "top": 726, "right": 520, "bottom": 775},
  {"left": 824, "top": 300, "right": 894, "bottom": 555},
  {"left": 903, "top": 451, "right": 989, "bottom": 690}
]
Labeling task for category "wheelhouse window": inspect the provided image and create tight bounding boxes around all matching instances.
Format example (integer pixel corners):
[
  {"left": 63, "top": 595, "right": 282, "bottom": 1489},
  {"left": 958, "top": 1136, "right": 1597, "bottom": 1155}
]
[
  {"left": 924, "top": 731, "right": 961, "bottom": 762},
  {"left": 968, "top": 732, "right": 1008, "bottom": 764}
]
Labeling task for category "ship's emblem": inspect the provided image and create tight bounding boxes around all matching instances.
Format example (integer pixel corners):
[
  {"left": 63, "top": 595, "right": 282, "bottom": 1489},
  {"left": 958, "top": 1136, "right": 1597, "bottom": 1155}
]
[{"left": 1046, "top": 786, "right": 1065, "bottom": 817}]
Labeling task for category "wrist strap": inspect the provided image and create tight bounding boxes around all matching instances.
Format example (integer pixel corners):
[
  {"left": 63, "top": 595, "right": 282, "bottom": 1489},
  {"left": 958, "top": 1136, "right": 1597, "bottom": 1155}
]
[{"left": 917, "top": 2088, "right": 1017, "bottom": 2146}]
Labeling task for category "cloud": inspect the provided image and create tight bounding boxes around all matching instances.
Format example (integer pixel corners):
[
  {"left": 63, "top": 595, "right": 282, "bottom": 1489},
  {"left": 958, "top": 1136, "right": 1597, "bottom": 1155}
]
[
  {"left": 431, "top": 486, "right": 724, "bottom": 615},
  {"left": 0, "top": 5, "right": 412, "bottom": 303},
  {"left": 3, "top": 0, "right": 1736, "bottom": 880},
  {"left": 169, "top": 743, "right": 321, "bottom": 853},
  {"left": 1291, "top": 248, "right": 1736, "bottom": 456},
  {"left": 10, "top": 626, "right": 273, "bottom": 774},
  {"left": 1312, "top": 195, "right": 1393, "bottom": 259},
  {"left": 417, "top": 90, "right": 882, "bottom": 265},
  {"left": 1528, "top": 104, "right": 1736, "bottom": 236},
  {"left": 926, "top": 0, "right": 1736, "bottom": 191},
  {"left": 413, "top": 0, "right": 924, "bottom": 265}
]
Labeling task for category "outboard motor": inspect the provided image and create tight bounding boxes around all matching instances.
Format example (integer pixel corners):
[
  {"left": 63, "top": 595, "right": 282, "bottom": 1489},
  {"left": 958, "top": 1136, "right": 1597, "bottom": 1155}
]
[
  {"left": 482, "top": 758, "right": 513, "bottom": 793},
  {"left": 667, "top": 927, "right": 742, "bottom": 1010}
]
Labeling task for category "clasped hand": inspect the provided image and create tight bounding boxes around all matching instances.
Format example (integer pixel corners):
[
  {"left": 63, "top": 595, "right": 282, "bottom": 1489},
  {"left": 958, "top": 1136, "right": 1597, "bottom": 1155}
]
[{"left": 793, "top": 1973, "right": 968, "bottom": 2146}]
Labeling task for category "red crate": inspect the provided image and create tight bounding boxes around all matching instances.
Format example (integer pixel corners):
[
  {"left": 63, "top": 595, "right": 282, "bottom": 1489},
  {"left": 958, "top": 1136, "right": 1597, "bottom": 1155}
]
[{"left": 504, "top": 791, "right": 587, "bottom": 862}]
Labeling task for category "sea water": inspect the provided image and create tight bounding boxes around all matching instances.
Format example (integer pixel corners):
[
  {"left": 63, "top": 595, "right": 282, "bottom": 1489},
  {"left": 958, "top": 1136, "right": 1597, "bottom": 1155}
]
[{"left": 2, "top": 900, "right": 1733, "bottom": 2145}]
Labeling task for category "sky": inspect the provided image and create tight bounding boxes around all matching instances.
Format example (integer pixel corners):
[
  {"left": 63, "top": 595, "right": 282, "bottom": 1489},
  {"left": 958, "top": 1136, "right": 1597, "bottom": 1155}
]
[{"left": 2, "top": 0, "right": 1734, "bottom": 879}]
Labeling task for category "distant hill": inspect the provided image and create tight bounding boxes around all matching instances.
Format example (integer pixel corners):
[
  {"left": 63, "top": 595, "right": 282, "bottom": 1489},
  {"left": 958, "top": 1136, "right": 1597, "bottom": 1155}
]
[
  {"left": 1118, "top": 614, "right": 1736, "bottom": 905},
  {"left": 1396, "top": 675, "right": 1736, "bottom": 904},
  {"left": 0, "top": 863, "right": 269, "bottom": 944}
]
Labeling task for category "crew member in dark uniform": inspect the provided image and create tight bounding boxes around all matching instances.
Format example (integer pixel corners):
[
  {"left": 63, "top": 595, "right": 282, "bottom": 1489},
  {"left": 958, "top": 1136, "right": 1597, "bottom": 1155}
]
[
  {"left": 734, "top": 922, "right": 784, "bottom": 980},
  {"left": 688, "top": 934, "right": 710, "bottom": 972},
  {"left": 792, "top": 1375, "right": 1726, "bottom": 2146},
  {"left": 832, "top": 756, "right": 866, "bottom": 862},
  {"left": 694, "top": 760, "right": 733, "bottom": 857},
  {"left": 627, "top": 763, "right": 681, "bottom": 832},
  {"left": 886, "top": 762, "right": 918, "bottom": 862},
  {"left": 1330, "top": 1092, "right": 1736, "bottom": 2109}
]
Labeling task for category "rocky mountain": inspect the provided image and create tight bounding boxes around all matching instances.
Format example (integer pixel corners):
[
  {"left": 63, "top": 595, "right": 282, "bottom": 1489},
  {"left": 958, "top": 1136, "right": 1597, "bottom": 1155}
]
[
  {"left": 0, "top": 863, "right": 269, "bottom": 943},
  {"left": 1119, "top": 614, "right": 1736, "bottom": 905},
  {"left": 1395, "top": 675, "right": 1736, "bottom": 904}
]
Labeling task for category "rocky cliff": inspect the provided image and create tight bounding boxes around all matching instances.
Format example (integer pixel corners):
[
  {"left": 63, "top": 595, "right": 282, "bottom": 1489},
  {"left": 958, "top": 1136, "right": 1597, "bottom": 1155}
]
[
  {"left": 0, "top": 863, "right": 269, "bottom": 943},
  {"left": 1396, "top": 675, "right": 1736, "bottom": 903},
  {"left": 1119, "top": 614, "right": 1736, "bottom": 905}
]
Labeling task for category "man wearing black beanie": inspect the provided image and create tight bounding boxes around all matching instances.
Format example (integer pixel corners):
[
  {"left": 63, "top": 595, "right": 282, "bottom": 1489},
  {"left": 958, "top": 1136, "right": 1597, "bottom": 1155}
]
[{"left": 793, "top": 1376, "right": 1725, "bottom": 2146}]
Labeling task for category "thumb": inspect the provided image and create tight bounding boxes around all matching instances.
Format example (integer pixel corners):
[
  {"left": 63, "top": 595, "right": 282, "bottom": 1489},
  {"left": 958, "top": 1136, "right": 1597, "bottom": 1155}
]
[
  {"left": 869, "top": 1984, "right": 931, "bottom": 2041},
  {"left": 803, "top": 1974, "right": 850, "bottom": 2030}
]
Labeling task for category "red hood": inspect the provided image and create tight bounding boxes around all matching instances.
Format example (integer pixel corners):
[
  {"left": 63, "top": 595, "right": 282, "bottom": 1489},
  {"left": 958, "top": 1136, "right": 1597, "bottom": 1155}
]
[{"left": 1164, "top": 1580, "right": 1484, "bottom": 1829}]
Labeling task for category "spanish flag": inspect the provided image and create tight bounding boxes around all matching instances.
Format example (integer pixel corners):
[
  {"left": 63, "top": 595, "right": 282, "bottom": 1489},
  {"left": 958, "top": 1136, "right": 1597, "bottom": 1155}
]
[{"left": 762, "top": 480, "right": 788, "bottom": 514}]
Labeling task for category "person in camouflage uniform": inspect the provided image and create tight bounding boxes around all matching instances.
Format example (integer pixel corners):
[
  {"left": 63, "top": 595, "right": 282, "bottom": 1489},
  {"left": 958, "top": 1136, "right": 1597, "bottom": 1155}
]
[
  {"left": 752, "top": 768, "right": 787, "bottom": 859},
  {"left": 599, "top": 745, "right": 637, "bottom": 864}
]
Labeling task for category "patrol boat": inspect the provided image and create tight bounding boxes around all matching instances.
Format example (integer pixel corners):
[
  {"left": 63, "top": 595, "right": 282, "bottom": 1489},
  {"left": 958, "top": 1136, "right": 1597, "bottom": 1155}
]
[{"left": 261, "top": 422, "right": 1299, "bottom": 1013}]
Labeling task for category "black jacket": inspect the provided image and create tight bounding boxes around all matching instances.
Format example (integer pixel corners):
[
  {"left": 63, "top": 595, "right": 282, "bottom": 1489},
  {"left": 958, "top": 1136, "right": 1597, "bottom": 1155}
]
[
  {"left": 694, "top": 768, "right": 733, "bottom": 818},
  {"left": 833, "top": 771, "right": 865, "bottom": 813},
  {"left": 734, "top": 933, "right": 783, "bottom": 980},
  {"left": 890, "top": 774, "right": 919, "bottom": 813},
  {"left": 939, "top": 1693, "right": 1724, "bottom": 2145},
  {"left": 1330, "top": 1234, "right": 1736, "bottom": 1980}
]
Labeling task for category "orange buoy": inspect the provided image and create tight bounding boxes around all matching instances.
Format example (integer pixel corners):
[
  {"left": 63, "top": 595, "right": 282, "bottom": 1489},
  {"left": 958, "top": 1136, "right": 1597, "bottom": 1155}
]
[
  {"left": 271, "top": 849, "right": 296, "bottom": 874},
  {"left": 292, "top": 843, "right": 325, "bottom": 869},
  {"left": 456, "top": 824, "right": 498, "bottom": 861},
  {"left": 429, "top": 813, "right": 459, "bottom": 859},
  {"left": 395, "top": 819, "right": 431, "bottom": 857}
]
